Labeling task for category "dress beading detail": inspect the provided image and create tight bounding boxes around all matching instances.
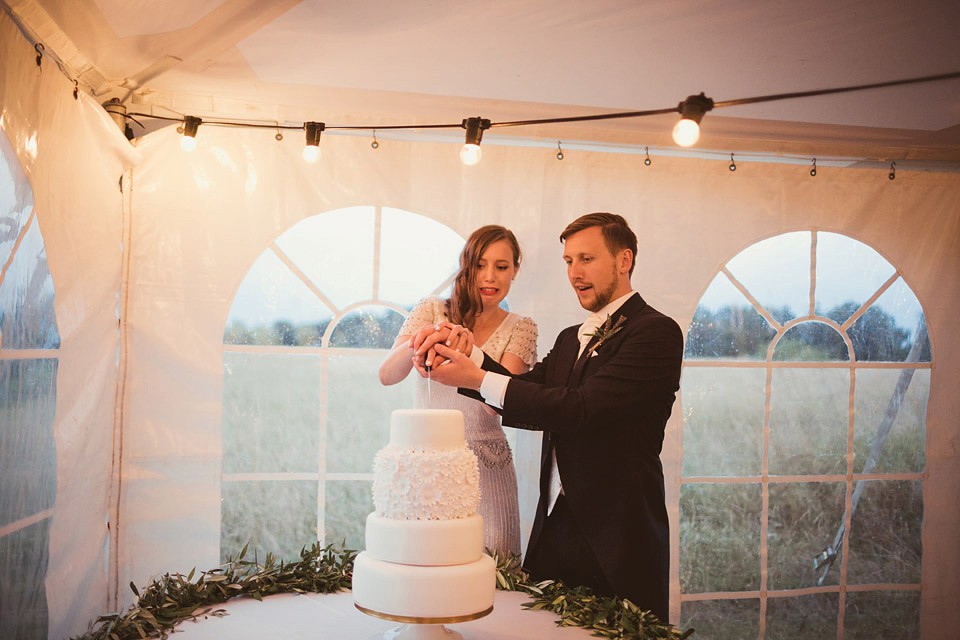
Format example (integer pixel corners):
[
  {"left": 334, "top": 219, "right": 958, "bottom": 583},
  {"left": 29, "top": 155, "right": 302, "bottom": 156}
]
[{"left": 396, "top": 297, "right": 539, "bottom": 556}]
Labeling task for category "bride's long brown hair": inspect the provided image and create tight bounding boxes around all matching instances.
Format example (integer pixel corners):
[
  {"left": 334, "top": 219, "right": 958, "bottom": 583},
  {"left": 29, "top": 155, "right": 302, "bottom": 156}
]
[{"left": 446, "top": 225, "right": 522, "bottom": 330}]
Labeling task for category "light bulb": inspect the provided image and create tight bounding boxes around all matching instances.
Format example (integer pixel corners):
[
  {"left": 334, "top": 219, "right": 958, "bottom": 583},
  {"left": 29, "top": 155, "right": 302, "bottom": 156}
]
[
  {"left": 460, "top": 143, "right": 482, "bottom": 166},
  {"left": 180, "top": 135, "right": 197, "bottom": 151},
  {"left": 302, "top": 145, "right": 320, "bottom": 163},
  {"left": 672, "top": 119, "right": 700, "bottom": 147}
]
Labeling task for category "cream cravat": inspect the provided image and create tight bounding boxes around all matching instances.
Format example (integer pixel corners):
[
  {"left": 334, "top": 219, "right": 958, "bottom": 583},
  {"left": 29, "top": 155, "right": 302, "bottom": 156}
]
[{"left": 547, "top": 314, "right": 604, "bottom": 515}]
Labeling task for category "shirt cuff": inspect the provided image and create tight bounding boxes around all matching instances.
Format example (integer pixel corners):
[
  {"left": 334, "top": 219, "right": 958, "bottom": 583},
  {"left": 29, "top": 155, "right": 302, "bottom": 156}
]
[
  {"left": 467, "top": 345, "right": 485, "bottom": 367},
  {"left": 479, "top": 372, "right": 509, "bottom": 410}
]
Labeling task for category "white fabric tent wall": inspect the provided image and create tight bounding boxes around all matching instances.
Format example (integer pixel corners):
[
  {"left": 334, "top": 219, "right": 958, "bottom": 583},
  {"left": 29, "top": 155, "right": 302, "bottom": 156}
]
[
  {"left": 2, "top": 6, "right": 960, "bottom": 637},
  {"left": 122, "top": 124, "right": 960, "bottom": 636},
  {"left": 0, "top": 11, "right": 139, "bottom": 640}
]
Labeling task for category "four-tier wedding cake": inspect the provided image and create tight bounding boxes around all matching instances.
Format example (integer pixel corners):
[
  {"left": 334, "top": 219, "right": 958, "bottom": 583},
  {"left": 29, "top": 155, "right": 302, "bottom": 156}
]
[{"left": 352, "top": 409, "right": 495, "bottom": 638}]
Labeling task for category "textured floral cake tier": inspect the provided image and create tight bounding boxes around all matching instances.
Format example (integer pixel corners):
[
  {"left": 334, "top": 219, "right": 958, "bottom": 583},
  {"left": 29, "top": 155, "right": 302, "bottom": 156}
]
[{"left": 372, "top": 445, "right": 481, "bottom": 520}]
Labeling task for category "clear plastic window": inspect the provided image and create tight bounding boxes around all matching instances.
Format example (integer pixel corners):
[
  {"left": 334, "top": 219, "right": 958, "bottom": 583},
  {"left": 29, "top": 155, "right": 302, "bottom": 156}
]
[{"left": 680, "top": 231, "right": 928, "bottom": 638}]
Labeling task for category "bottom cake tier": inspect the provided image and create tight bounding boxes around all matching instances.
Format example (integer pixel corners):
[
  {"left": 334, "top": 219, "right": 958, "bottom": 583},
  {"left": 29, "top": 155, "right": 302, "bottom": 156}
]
[{"left": 352, "top": 551, "right": 496, "bottom": 621}]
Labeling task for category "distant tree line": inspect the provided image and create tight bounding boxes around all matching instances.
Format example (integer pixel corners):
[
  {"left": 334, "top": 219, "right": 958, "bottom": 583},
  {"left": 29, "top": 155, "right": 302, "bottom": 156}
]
[
  {"left": 685, "top": 302, "right": 929, "bottom": 362},
  {"left": 224, "top": 308, "right": 406, "bottom": 349}
]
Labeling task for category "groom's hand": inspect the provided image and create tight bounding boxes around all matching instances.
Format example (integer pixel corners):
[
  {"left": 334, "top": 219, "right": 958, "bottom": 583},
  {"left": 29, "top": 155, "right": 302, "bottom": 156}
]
[{"left": 412, "top": 344, "right": 485, "bottom": 390}]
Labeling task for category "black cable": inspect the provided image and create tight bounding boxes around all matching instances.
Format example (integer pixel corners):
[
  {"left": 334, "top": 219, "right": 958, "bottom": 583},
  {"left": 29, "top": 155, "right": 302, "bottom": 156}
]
[{"left": 126, "top": 70, "right": 960, "bottom": 134}]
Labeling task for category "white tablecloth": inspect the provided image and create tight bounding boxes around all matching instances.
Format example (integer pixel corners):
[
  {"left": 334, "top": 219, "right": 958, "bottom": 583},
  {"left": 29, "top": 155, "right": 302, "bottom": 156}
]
[{"left": 165, "top": 590, "right": 597, "bottom": 639}]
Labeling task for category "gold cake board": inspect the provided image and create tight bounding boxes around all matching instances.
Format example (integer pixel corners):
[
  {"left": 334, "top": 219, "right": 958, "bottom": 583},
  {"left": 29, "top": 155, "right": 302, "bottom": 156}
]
[{"left": 355, "top": 603, "right": 494, "bottom": 640}]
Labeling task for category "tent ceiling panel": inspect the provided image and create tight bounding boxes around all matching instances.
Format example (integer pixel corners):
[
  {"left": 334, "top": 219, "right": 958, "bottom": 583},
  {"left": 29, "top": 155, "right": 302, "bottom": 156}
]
[{"left": 6, "top": 0, "right": 960, "bottom": 165}]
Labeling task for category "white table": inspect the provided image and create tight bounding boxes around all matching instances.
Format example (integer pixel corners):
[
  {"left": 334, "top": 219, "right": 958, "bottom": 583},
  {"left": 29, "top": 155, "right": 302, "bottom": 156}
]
[{"left": 167, "top": 590, "right": 597, "bottom": 639}]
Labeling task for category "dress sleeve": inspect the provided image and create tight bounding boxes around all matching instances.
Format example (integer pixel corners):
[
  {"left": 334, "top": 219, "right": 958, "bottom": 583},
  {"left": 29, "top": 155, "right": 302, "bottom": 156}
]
[
  {"left": 503, "top": 315, "right": 538, "bottom": 368},
  {"left": 397, "top": 297, "right": 445, "bottom": 337}
]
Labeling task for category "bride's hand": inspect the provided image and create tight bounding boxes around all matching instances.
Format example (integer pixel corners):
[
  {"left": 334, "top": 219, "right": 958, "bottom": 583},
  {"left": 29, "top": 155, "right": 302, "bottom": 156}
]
[{"left": 440, "top": 323, "right": 475, "bottom": 357}]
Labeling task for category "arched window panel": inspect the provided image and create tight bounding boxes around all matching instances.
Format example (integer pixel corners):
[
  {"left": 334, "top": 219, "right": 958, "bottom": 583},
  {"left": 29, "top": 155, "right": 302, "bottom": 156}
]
[
  {"left": 0, "top": 131, "right": 35, "bottom": 265},
  {"left": 222, "top": 353, "right": 321, "bottom": 474},
  {"left": 220, "top": 479, "right": 317, "bottom": 563},
  {"left": 225, "top": 249, "right": 334, "bottom": 346},
  {"left": 0, "top": 217, "right": 59, "bottom": 350},
  {"left": 685, "top": 272, "right": 777, "bottom": 360},
  {"left": 327, "top": 305, "right": 405, "bottom": 349},
  {"left": 681, "top": 230, "right": 928, "bottom": 639},
  {"left": 274, "top": 207, "right": 375, "bottom": 311},
  {"left": 725, "top": 231, "right": 810, "bottom": 324},
  {"left": 765, "top": 593, "right": 839, "bottom": 639},
  {"left": 681, "top": 367, "right": 765, "bottom": 476},
  {"left": 767, "top": 482, "right": 845, "bottom": 589},
  {"left": 847, "top": 278, "right": 930, "bottom": 362},
  {"left": 814, "top": 232, "right": 896, "bottom": 326},
  {"left": 378, "top": 207, "right": 463, "bottom": 308},
  {"left": 844, "top": 591, "right": 920, "bottom": 638},
  {"left": 772, "top": 321, "right": 850, "bottom": 362},
  {"left": 680, "top": 600, "right": 760, "bottom": 640},
  {"left": 853, "top": 369, "right": 927, "bottom": 474},
  {"left": 769, "top": 368, "right": 849, "bottom": 476},
  {"left": 324, "top": 480, "right": 372, "bottom": 550},
  {"left": 845, "top": 479, "right": 922, "bottom": 585},
  {"left": 679, "top": 483, "right": 762, "bottom": 593}
]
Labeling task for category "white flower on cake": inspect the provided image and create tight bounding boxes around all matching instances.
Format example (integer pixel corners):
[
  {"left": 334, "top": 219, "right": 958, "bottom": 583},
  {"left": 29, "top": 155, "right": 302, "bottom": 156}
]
[
  {"left": 418, "top": 462, "right": 437, "bottom": 481},
  {"left": 381, "top": 457, "right": 400, "bottom": 476},
  {"left": 419, "top": 482, "right": 438, "bottom": 506}
]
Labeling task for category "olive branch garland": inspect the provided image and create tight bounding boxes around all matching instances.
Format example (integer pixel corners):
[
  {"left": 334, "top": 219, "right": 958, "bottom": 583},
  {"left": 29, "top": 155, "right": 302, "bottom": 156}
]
[
  {"left": 493, "top": 552, "right": 694, "bottom": 639},
  {"left": 72, "top": 545, "right": 692, "bottom": 640},
  {"left": 72, "top": 543, "right": 356, "bottom": 640}
]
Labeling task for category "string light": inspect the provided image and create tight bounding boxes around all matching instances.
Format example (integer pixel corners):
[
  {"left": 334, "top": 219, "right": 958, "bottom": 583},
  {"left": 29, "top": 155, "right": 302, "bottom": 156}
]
[
  {"left": 889, "top": 161, "right": 896, "bottom": 180},
  {"left": 672, "top": 93, "right": 714, "bottom": 147},
  {"left": 644, "top": 146, "right": 652, "bottom": 166},
  {"left": 303, "top": 121, "right": 325, "bottom": 162},
  {"left": 728, "top": 153, "right": 737, "bottom": 171},
  {"left": 20, "top": 32, "right": 959, "bottom": 167},
  {"left": 460, "top": 117, "right": 490, "bottom": 165},
  {"left": 556, "top": 141, "right": 564, "bottom": 160},
  {"left": 275, "top": 123, "right": 283, "bottom": 141},
  {"left": 178, "top": 116, "right": 201, "bottom": 151},
  {"left": 120, "top": 66, "right": 960, "bottom": 171},
  {"left": 810, "top": 157, "right": 817, "bottom": 177},
  {"left": 371, "top": 129, "right": 379, "bottom": 149}
]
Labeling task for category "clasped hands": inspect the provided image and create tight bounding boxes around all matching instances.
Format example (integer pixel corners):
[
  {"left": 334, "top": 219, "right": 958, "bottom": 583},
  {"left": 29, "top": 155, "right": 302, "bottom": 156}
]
[{"left": 409, "top": 322, "right": 485, "bottom": 390}]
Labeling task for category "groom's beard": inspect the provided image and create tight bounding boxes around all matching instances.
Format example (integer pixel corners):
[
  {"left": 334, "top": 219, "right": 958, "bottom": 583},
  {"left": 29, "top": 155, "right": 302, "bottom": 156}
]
[{"left": 583, "top": 266, "right": 620, "bottom": 312}]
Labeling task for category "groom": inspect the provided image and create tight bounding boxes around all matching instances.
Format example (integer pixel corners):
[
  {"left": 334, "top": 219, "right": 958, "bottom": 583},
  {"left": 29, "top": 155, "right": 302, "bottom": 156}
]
[{"left": 414, "top": 212, "right": 683, "bottom": 620}]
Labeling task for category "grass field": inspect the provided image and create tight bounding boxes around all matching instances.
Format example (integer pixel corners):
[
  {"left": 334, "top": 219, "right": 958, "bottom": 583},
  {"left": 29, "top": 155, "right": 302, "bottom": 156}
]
[
  {"left": 679, "top": 366, "right": 927, "bottom": 638},
  {"left": 220, "top": 351, "right": 928, "bottom": 638}
]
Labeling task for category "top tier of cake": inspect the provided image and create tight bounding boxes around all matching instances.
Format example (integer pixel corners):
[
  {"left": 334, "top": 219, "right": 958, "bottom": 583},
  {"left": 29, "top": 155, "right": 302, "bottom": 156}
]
[{"left": 390, "top": 409, "right": 465, "bottom": 448}]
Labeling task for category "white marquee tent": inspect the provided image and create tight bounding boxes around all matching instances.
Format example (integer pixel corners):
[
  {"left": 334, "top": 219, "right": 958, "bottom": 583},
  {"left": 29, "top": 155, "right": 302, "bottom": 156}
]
[{"left": 1, "top": 1, "right": 958, "bottom": 639}]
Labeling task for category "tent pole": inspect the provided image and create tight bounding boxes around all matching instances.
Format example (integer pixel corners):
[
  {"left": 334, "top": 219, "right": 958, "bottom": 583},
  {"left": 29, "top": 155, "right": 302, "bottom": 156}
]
[{"left": 107, "top": 167, "right": 135, "bottom": 609}]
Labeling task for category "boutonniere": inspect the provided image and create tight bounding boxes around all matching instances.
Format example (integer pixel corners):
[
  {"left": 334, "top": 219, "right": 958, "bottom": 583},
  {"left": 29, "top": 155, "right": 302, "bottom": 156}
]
[{"left": 586, "top": 314, "right": 626, "bottom": 355}]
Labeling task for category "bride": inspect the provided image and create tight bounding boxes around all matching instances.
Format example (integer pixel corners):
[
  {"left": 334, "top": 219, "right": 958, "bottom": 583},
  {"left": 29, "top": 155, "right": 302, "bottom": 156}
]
[{"left": 378, "top": 225, "right": 538, "bottom": 556}]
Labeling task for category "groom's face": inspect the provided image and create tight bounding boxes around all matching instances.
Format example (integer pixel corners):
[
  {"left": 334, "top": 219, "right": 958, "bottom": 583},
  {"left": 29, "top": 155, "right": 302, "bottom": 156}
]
[{"left": 563, "top": 226, "right": 623, "bottom": 312}]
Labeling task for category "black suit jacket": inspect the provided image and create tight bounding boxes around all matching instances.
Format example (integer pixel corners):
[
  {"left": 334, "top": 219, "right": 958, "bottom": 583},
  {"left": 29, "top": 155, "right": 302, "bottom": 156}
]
[{"left": 465, "top": 293, "right": 682, "bottom": 616}]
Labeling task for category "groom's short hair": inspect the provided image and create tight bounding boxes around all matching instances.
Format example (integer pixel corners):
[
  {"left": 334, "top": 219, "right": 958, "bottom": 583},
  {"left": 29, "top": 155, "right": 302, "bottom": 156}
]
[{"left": 560, "top": 212, "right": 638, "bottom": 277}]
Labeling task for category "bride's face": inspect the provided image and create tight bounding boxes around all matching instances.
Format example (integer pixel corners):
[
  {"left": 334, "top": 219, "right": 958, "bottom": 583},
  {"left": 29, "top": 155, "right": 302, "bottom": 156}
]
[{"left": 475, "top": 239, "right": 517, "bottom": 311}]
